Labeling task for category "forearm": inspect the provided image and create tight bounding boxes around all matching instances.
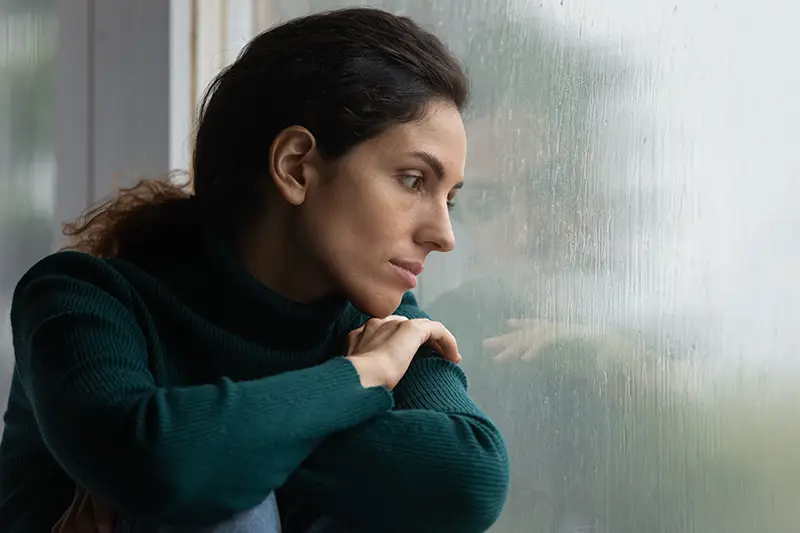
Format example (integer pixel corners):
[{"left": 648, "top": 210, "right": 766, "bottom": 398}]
[
  {"left": 10, "top": 259, "right": 395, "bottom": 524},
  {"left": 24, "top": 329, "right": 390, "bottom": 525},
  {"left": 85, "top": 369, "right": 387, "bottom": 517},
  {"left": 283, "top": 357, "right": 509, "bottom": 533}
]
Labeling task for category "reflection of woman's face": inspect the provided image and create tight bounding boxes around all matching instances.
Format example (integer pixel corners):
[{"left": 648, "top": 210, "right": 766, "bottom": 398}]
[{"left": 460, "top": 114, "right": 594, "bottom": 276}]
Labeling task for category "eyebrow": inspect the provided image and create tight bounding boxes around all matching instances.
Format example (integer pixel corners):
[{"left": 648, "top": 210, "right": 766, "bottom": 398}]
[{"left": 406, "top": 150, "right": 464, "bottom": 190}]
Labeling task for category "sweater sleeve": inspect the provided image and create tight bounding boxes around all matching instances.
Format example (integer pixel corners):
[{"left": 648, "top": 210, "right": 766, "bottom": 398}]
[
  {"left": 282, "top": 294, "right": 510, "bottom": 533},
  {"left": 10, "top": 253, "right": 393, "bottom": 526}
]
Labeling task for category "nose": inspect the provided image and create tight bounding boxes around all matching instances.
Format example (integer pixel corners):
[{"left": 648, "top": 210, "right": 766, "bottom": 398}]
[{"left": 417, "top": 201, "right": 456, "bottom": 252}]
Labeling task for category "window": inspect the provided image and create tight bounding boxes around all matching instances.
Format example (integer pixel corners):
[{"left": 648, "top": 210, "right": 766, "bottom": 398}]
[
  {"left": 186, "top": 1, "right": 800, "bottom": 530},
  {"left": 0, "top": 0, "right": 57, "bottom": 423}
]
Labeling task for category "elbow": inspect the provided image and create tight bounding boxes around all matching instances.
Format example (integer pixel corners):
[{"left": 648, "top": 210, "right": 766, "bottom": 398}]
[
  {"left": 457, "top": 486, "right": 509, "bottom": 532},
  {"left": 411, "top": 442, "right": 509, "bottom": 533},
  {"left": 445, "top": 427, "right": 510, "bottom": 532},
  {"left": 448, "top": 452, "right": 510, "bottom": 532}
]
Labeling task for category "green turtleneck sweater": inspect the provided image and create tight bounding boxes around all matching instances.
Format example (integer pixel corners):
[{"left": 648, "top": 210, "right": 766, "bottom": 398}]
[{"left": 0, "top": 229, "right": 509, "bottom": 533}]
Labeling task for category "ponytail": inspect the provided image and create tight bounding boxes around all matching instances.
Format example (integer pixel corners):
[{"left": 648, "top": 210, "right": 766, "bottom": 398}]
[{"left": 62, "top": 173, "right": 197, "bottom": 259}]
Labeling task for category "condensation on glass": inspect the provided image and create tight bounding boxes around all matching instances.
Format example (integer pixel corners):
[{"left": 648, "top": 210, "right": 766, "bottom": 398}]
[{"left": 0, "top": 1, "right": 57, "bottom": 423}]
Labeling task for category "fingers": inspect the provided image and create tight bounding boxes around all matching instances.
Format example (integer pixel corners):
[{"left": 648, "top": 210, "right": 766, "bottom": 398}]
[
  {"left": 346, "top": 316, "right": 408, "bottom": 355},
  {"left": 363, "top": 315, "right": 407, "bottom": 331},
  {"left": 521, "top": 348, "right": 543, "bottom": 361},
  {"left": 426, "top": 339, "right": 457, "bottom": 363},
  {"left": 407, "top": 319, "right": 461, "bottom": 364},
  {"left": 492, "top": 336, "right": 557, "bottom": 363},
  {"left": 356, "top": 316, "right": 408, "bottom": 338},
  {"left": 345, "top": 328, "right": 361, "bottom": 355},
  {"left": 482, "top": 332, "right": 516, "bottom": 349},
  {"left": 428, "top": 340, "right": 445, "bottom": 357},
  {"left": 347, "top": 316, "right": 459, "bottom": 364},
  {"left": 485, "top": 330, "right": 542, "bottom": 362},
  {"left": 485, "top": 320, "right": 561, "bottom": 363},
  {"left": 493, "top": 347, "right": 520, "bottom": 362}
]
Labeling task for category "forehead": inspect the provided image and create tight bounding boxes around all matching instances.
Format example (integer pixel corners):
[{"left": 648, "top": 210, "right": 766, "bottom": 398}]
[{"left": 363, "top": 102, "right": 467, "bottom": 179}]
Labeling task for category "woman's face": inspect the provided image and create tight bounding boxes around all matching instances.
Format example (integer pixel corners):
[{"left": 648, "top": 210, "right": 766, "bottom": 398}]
[{"left": 299, "top": 101, "right": 467, "bottom": 317}]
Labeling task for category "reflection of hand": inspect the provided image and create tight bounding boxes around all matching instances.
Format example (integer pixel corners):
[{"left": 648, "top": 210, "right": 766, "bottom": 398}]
[
  {"left": 52, "top": 486, "right": 115, "bottom": 533},
  {"left": 483, "top": 318, "right": 587, "bottom": 362}
]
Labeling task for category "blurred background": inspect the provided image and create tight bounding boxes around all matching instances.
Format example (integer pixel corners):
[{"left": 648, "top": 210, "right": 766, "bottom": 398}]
[{"left": 2, "top": 1, "right": 799, "bottom": 531}]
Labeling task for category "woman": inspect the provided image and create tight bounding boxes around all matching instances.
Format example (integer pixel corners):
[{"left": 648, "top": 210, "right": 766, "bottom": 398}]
[{"left": 0, "top": 8, "right": 509, "bottom": 533}]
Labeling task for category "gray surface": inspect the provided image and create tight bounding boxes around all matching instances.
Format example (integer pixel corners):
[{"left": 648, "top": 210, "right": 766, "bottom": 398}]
[{"left": 54, "top": 0, "right": 171, "bottom": 250}]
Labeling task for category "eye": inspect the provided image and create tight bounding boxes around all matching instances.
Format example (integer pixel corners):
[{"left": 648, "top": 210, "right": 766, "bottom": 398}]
[{"left": 399, "top": 175, "right": 424, "bottom": 191}]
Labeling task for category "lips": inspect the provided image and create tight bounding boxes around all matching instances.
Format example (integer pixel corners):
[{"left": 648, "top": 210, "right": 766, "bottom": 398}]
[
  {"left": 390, "top": 260, "right": 424, "bottom": 276},
  {"left": 389, "top": 260, "right": 424, "bottom": 289}
]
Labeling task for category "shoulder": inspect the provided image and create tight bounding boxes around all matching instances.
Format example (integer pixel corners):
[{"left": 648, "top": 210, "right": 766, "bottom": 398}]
[
  {"left": 11, "top": 251, "right": 139, "bottom": 332},
  {"left": 14, "top": 251, "right": 134, "bottom": 298}
]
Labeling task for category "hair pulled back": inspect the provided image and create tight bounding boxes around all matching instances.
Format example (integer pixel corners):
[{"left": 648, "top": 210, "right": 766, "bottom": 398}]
[{"left": 64, "top": 7, "right": 469, "bottom": 258}]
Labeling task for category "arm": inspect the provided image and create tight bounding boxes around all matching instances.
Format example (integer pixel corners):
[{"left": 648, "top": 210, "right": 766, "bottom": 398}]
[
  {"left": 10, "top": 253, "right": 393, "bottom": 526},
  {"left": 282, "top": 296, "right": 510, "bottom": 533}
]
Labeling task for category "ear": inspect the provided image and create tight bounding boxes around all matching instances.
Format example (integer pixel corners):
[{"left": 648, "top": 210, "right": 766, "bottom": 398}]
[{"left": 268, "top": 126, "right": 321, "bottom": 205}]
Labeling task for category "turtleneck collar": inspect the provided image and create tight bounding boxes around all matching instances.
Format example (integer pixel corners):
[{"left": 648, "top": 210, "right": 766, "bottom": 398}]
[{"left": 153, "top": 225, "right": 351, "bottom": 350}]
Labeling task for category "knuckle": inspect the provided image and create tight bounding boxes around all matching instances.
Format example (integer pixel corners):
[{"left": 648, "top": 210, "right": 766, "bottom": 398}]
[
  {"left": 363, "top": 318, "right": 384, "bottom": 331},
  {"left": 406, "top": 320, "right": 425, "bottom": 332}
]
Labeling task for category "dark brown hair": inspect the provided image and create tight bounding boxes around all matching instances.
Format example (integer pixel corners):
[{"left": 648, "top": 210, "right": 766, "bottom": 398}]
[{"left": 64, "top": 7, "right": 469, "bottom": 258}]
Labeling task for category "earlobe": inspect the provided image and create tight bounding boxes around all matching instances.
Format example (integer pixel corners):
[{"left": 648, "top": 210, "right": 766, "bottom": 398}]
[{"left": 269, "top": 126, "right": 319, "bottom": 205}]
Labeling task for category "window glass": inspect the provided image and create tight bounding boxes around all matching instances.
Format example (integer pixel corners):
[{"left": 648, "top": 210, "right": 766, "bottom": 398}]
[
  {"left": 188, "top": 1, "right": 800, "bottom": 531},
  {"left": 0, "top": 0, "right": 57, "bottom": 431}
]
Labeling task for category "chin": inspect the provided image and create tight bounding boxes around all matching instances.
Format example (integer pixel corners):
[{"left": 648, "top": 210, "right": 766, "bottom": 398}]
[{"left": 347, "top": 286, "right": 404, "bottom": 318}]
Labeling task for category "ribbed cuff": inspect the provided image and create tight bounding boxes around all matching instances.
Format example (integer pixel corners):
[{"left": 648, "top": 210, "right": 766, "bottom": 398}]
[
  {"left": 392, "top": 357, "right": 476, "bottom": 414},
  {"left": 317, "top": 356, "right": 395, "bottom": 417}
]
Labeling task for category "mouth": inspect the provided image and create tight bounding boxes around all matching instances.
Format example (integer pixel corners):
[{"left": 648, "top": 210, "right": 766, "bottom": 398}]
[{"left": 389, "top": 260, "right": 424, "bottom": 289}]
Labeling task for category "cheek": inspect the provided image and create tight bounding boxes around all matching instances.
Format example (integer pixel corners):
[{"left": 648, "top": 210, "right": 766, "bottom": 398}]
[{"left": 312, "top": 188, "right": 403, "bottom": 265}]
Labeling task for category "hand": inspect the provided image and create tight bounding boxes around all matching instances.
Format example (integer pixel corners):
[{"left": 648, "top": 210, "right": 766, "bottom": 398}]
[
  {"left": 345, "top": 316, "right": 461, "bottom": 389},
  {"left": 52, "top": 486, "right": 115, "bottom": 533},
  {"left": 483, "top": 318, "right": 589, "bottom": 362}
]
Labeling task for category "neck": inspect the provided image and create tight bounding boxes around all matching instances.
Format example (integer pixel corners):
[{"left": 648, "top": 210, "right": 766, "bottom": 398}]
[{"left": 236, "top": 209, "right": 334, "bottom": 304}]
